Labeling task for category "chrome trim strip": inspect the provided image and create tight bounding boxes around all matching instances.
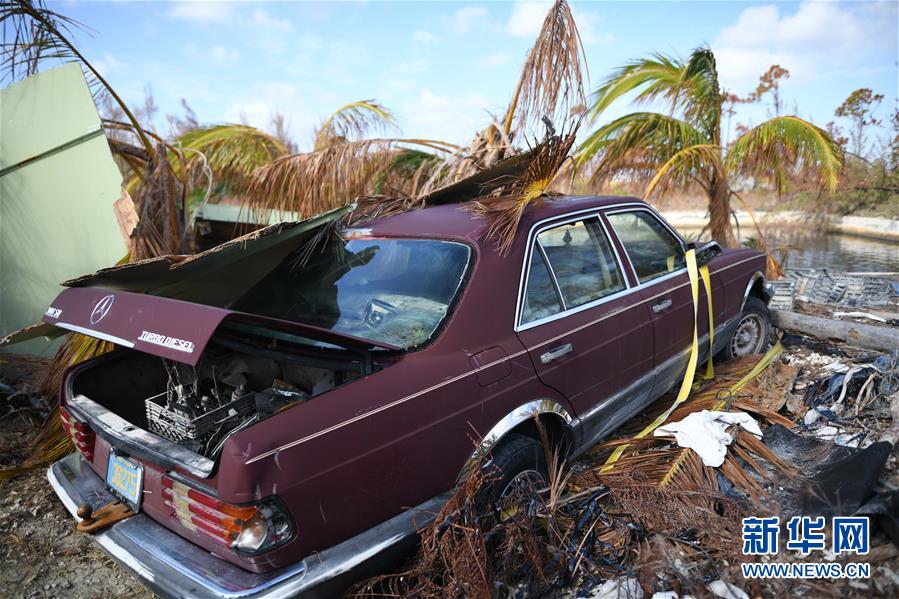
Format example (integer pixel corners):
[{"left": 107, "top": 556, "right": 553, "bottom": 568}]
[
  {"left": 575, "top": 314, "right": 735, "bottom": 425},
  {"left": 48, "top": 453, "right": 448, "bottom": 599},
  {"left": 460, "top": 399, "right": 573, "bottom": 480},
  {"left": 515, "top": 212, "right": 631, "bottom": 331},
  {"left": 604, "top": 206, "right": 689, "bottom": 286},
  {"left": 247, "top": 252, "right": 760, "bottom": 463},
  {"left": 741, "top": 271, "right": 765, "bottom": 311},
  {"left": 536, "top": 238, "right": 566, "bottom": 310},
  {"left": 67, "top": 394, "right": 215, "bottom": 477},
  {"left": 55, "top": 322, "right": 135, "bottom": 348},
  {"left": 246, "top": 346, "right": 532, "bottom": 464}
]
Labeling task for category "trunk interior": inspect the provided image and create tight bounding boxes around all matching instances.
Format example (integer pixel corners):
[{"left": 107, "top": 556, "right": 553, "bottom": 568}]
[{"left": 70, "top": 322, "right": 374, "bottom": 460}]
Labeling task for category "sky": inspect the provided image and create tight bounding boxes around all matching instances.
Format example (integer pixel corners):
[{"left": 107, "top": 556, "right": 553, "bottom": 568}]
[{"left": 51, "top": 0, "right": 899, "bottom": 152}]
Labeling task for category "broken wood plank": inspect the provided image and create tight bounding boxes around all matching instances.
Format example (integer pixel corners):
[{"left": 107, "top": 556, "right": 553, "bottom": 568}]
[{"left": 771, "top": 309, "right": 899, "bottom": 352}]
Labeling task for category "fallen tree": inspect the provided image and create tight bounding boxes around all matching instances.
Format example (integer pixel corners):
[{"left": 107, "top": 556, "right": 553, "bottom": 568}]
[{"left": 771, "top": 309, "right": 899, "bottom": 352}]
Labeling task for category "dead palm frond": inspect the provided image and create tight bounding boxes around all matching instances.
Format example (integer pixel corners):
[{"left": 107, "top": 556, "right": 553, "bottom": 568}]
[
  {"left": 129, "top": 142, "right": 188, "bottom": 257},
  {"left": 502, "top": 0, "right": 586, "bottom": 137},
  {"left": 470, "top": 126, "right": 579, "bottom": 254},
  {"left": 247, "top": 139, "right": 398, "bottom": 220},
  {"left": 250, "top": 2, "right": 586, "bottom": 236},
  {"left": 422, "top": 0, "right": 587, "bottom": 194},
  {"left": 246, "top": 136, "right": 456, "bottom": 220},
  {"left": 581, "top": 352, "right": 799, "bottom": 510},
  {"left": 349, "top": 194, "right": 425, "bottom": 225}
]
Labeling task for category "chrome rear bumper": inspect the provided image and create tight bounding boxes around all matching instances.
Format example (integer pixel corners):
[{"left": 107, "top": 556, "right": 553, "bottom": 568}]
[{"left": 48, "top": 453, "right": 446, "bottom": 598}]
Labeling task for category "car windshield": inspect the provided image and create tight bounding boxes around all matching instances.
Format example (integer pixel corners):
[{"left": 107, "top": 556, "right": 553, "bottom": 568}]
[{"left": 233, "top": 238, "right": 471, "bottom": 349}]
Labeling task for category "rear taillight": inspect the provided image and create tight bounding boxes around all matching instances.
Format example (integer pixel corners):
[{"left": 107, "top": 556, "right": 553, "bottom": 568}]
[
  {"left": 60, "top": 407, "right": 95, "bottom": 461},
  {"left": 161, "top": 475, "right": 293, "bottom": 554}
]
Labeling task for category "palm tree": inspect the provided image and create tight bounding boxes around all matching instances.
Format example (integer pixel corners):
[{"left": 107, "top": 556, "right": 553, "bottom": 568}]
[
  {"left": 313, "top": 99, "right": 398, "bottom": 151},
  {"left": 576, "top": 47, "right": 843, "bottom": 246}
]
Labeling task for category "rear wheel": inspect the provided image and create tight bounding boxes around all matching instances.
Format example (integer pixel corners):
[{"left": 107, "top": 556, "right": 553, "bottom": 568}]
[
  {"left": 721, "top": 296, "right": 771, "bottom": 360},
  {"left": 479, "top": 435, "right": 548, "bottom": 520}
]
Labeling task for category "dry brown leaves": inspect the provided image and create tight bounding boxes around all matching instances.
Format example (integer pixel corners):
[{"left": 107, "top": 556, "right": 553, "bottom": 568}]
[{"left": 469, "top": 129, "right": 578, "bottom": 255}]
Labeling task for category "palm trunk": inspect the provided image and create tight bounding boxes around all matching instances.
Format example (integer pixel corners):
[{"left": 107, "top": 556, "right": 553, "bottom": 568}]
[{"left": 707, "top": 177, "right": 736, "bottom": 247}]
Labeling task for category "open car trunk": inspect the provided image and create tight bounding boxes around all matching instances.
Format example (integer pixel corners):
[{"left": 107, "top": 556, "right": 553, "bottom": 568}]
[{"left": 53, "top": 286, "right": 397, "bottom": 477}]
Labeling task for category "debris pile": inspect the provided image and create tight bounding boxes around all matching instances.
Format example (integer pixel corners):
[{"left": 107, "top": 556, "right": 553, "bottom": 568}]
[
  {"left": 353, "top": 340, "right": 899, "bottom": 598},
  {"left": 770, "top": 268, "right": 898, "bottom": 311}
]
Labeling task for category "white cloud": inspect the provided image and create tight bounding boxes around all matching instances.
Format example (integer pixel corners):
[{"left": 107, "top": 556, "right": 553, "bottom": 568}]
[
  {"left": 93, "top": 53, "right": 125, "bottom": 77},
  {"left": 169, "top": 1, "right": 236, "bottom": 23},
  {"left": 413, "top": 30, "right": 439, "bottom": 44},
  {"left": 223, "top": 82, "right": 318, "bottom": 148},
  {"left": 169, "top": 3, "right": 292, "bottom": 32},
  {"left": 573, "top": 10, "right": 614, "bottom": 46},
  {"left": 506, "top": 1, "right": 551, "bottom": 38},
  {"left": 210, "top": 46, "right": 238, "bottom": 64},
  {"left": 480, "top": 52, "right": 511, "bottom": 68},
  {"left": 505, "top": 1, "right": 613, "bottom": 45},
  {"left": 713, "top": 1, "right": 897, "bottom": 87},
  {"left": 402, "top": 88, "right": 492, "bottom": 145},
  {"left": 450, "top": 5, "right": 489, "bottom": 34},
  {"left": 251, "top": 8, "right": 293, "bottom": 32}
]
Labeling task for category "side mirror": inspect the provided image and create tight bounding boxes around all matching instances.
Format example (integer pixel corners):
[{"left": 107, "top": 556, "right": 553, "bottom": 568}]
[{"left": 694, "top": 240, "right": 722, "bottom": 267}]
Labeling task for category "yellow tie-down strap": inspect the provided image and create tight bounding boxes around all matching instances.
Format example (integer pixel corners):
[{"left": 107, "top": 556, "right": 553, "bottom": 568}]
[
  {"left": 601, "top": 248, "right": 715, "bottom": 473},
  {"left": 700, "top": 264, "right": 714, "bottom": 380}
]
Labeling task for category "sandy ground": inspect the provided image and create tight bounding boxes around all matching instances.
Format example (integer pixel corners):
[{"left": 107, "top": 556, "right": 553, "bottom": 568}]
[{"left": 0, "top": 357, "right": 154, "bottom": 599}]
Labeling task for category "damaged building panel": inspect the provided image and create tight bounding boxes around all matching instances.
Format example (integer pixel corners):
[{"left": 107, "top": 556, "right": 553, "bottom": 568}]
[{"left": 0, "top": 64, "right": 125, "bottom": 356}]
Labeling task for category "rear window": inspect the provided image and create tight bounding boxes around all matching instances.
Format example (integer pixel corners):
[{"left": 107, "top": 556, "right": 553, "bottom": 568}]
[{"left": 233, "top": 238, "right": 471, "bottom": 348}]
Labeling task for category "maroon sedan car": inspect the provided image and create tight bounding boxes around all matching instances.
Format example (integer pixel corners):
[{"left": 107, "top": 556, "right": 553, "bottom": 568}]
[{"left": 46, "top": 196, "right": 772, "bottom": 597}]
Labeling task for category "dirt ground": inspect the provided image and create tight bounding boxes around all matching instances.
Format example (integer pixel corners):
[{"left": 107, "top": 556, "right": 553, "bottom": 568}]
[{"left": 0, "top": 356, "right": 154, "bottom": 599}]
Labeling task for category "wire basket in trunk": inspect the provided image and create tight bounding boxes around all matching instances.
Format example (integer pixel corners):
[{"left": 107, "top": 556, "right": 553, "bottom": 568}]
[{"left": 145, "top": 391, "right": 255, "bottom": 442}]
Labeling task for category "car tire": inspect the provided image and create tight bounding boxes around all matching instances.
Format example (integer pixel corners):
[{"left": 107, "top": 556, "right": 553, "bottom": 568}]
[
  {"left": 479, "top": 434, "right": 548, "bottom": 518},
  {"left": 720, "top": 296, "right": 771, "bottom": 361}
]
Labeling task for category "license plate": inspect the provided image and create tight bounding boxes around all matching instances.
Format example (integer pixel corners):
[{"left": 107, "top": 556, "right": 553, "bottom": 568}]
[{"left": 106, "top": 452, "right": 143, "bottom": 511}]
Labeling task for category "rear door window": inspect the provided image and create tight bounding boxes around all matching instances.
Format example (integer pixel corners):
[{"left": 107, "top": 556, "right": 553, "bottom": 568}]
[
  {"left": 536, "top": 219, "right": 625, "bottom": 310},
  {"left": 606, "top": 211, "right": 685, "bottom": 283},
  {"left": 520, "top": 248, "right": 563, "bottom": 325}
]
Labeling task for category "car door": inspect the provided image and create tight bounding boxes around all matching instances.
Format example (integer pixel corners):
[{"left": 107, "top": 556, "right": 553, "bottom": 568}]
[
  {"left": 514, "top": 214, "right": 655, "bottom": 443},
  {"left": 604, "top": 208, "right": 711, "bottom": 397}
]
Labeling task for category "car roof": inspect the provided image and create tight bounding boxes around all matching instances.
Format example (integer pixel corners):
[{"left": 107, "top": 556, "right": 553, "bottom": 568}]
[{"left": 356, "top": 195, "right": 647, "bottom": 244}]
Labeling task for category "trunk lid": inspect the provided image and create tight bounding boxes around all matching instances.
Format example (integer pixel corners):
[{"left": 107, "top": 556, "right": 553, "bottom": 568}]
[{"left": 44, "top": 286, "right": 400, "bottom": 366}]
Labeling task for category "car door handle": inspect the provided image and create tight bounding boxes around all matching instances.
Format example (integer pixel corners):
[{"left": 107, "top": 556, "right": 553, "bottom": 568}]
[
  {"left": 652, "top": 299, "right": 673, "bottom": 313},
  {"left": 540, "top": 343, "right": 573, "bottom": 364}
]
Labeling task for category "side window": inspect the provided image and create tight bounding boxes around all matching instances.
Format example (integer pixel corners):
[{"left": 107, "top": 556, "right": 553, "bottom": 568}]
[
  {"left": 607, "top": 211, "right": 685, "bottom": 283},
  {"left": 521, "top": 247, "right": 562, "bottom": 324},
  {"left": 537, "top": 219, "right": 625, "bottom": 309}
]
